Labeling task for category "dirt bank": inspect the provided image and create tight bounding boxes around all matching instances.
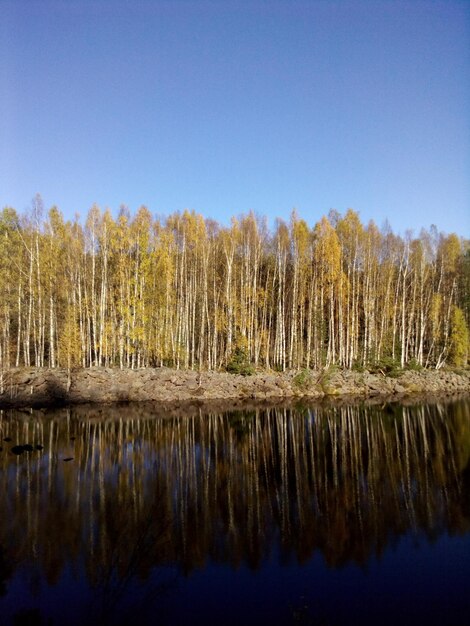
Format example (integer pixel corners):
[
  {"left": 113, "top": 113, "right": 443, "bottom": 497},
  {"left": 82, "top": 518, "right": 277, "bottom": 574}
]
[{"left": 0, "top": 367, "right": 469, "bottom": 409}]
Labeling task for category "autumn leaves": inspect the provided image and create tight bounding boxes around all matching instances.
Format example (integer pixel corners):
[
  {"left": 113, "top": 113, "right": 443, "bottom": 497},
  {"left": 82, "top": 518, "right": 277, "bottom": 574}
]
[{"left": 0, "top": 203, "right": 468, "bottom": 371}]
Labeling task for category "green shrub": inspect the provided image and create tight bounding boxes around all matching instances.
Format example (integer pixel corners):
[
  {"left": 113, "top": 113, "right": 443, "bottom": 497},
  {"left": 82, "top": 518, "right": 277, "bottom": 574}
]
[
  {"left": 226, "top": 346, "right": 255, "bottom": 376},
  {"left": 293, "top": 369, "right": 312, "bottom": 389},
  {"left": 317, "top": 365, "right": 339, "bottom": 392},
  {"left": 406, "top": 358, "right": 423, "bottom": 371},
  {"left": 371, "top": 357, "right": 401, "bottom": 376},
  {"left": 351, "top": 360, "right": 365, "bottom": 373}
]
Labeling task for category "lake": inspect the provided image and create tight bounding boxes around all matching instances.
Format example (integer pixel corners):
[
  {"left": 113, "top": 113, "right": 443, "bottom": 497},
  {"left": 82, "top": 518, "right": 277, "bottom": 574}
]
[{"left": 0, "top": 397, "right": 469, "bottom": 625}]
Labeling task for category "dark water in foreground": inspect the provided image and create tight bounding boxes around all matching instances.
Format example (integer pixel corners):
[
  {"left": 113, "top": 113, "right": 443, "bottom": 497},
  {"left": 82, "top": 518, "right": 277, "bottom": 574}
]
[{"left": 0, "top": 398, "right": 469, "bottom": 626}]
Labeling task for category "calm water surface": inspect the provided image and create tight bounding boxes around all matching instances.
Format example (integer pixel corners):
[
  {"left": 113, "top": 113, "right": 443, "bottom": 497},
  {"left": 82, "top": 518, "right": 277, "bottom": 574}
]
[{"left": 0, "top": 398, "right": 469, "bottom": 625}]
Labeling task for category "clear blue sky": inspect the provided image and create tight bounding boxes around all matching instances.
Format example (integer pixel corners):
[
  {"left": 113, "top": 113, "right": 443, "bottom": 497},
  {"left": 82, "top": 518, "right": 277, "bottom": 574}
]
[{"left": 1, "top": 0, "right": 469, "bottom": 236}]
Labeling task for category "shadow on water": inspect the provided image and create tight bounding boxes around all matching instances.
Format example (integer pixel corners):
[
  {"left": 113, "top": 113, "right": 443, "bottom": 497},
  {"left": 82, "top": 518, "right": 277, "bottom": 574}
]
[{"left": 0, "top": 397, "right": 469, "bottom": 624}]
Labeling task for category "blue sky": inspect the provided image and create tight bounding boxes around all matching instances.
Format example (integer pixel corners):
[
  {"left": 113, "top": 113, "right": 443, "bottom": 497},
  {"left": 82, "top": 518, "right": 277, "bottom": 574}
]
[{"left": 1, "top": 0, "right": 469, "bottom": 236}]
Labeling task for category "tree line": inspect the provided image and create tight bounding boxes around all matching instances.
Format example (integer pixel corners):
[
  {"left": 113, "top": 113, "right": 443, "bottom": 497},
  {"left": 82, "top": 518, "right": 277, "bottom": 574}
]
[{"left": 0, "top": 195, "right": 468, "bottom": 371}]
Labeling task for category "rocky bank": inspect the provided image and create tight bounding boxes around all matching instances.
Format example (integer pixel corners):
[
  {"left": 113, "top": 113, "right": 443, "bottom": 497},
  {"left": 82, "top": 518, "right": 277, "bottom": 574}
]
[{"left": 0, "top": 366, "right": 469, "bottom": 408}]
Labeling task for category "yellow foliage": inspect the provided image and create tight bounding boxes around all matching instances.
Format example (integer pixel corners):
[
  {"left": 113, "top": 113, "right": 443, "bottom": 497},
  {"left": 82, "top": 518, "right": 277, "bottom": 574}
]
[
  {"left": 430, "top": 293, "right": 442, "bottom": 341},
  {"left": 449, "top": 306, "right": 469, "bottom": 367},
  {"left": 58, "top": 305, "right": 81, "bottom": 368},
  {"left": 313, "top": 216, "right": 341, "bottom": 283}
]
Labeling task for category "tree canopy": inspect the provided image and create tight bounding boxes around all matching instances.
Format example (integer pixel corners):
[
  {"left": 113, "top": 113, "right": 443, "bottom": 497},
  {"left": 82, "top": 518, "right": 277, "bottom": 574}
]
[{"left": 0, "top": 198, "right": 468, "bottom": 371}]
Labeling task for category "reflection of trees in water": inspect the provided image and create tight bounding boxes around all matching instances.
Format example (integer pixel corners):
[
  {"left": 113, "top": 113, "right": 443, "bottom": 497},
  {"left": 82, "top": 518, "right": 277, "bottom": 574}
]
[{"left": 0, "top": 399, "right": 469, "bottom": 592}]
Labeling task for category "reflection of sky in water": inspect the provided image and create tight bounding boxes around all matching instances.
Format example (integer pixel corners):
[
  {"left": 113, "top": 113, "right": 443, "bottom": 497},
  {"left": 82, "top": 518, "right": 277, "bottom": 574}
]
[{"left": 0, "top": 398, "right": 469, "bottom": 625}]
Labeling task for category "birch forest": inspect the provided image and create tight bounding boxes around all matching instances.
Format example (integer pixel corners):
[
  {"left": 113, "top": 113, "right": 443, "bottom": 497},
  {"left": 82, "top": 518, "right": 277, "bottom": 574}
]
[{"left": 1, "top": 195, "right": 469, "bottom": 372}]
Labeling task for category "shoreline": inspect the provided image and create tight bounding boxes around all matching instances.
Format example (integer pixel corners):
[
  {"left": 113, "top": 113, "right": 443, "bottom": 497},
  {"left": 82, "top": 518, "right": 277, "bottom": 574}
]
[{"left": 1, "top": 366, "right": 469, "bottom": 409}]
